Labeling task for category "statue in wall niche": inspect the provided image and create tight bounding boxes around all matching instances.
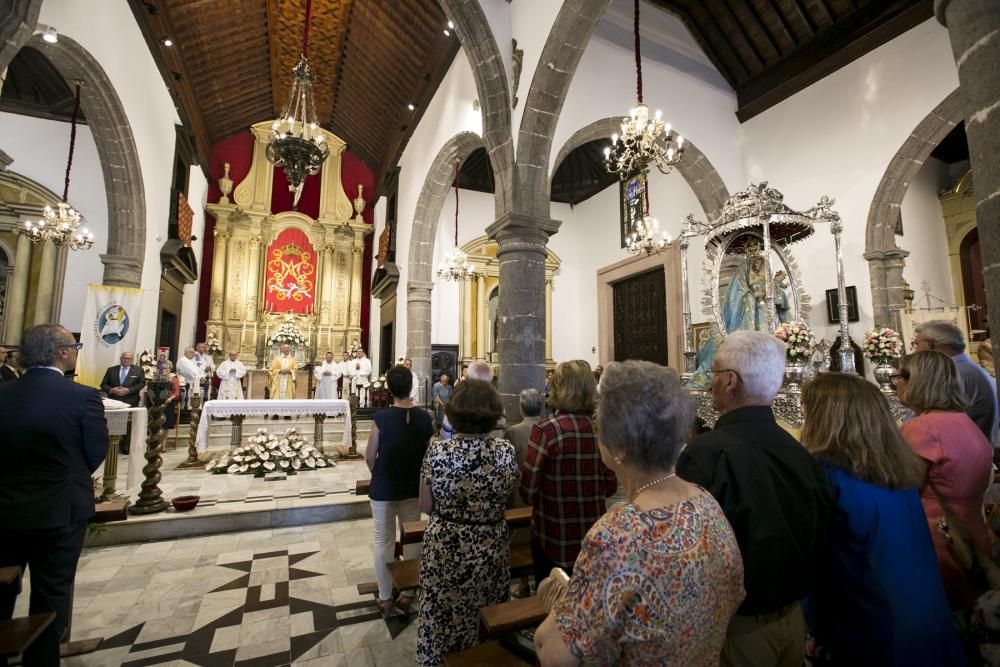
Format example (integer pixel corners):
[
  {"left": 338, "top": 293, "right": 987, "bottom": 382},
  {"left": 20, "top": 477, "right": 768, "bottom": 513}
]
[{"left": 511, "top": 38, "right": 523, "bottom": 109}]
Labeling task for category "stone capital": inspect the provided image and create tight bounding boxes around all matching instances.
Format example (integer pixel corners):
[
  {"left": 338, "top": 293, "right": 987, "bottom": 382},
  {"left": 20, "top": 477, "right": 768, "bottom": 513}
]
[
  {"left": 863, "top": 248, "right": 910, "bottom": 263},
  {"left": 407, "top": 280, "right": 434, "bottom": 303},
  {"left": 486, "top": 212, "right": 561, "bottom": 246},
  {"left": 100, "top": 253, "right": 142, "bottom": 288}
]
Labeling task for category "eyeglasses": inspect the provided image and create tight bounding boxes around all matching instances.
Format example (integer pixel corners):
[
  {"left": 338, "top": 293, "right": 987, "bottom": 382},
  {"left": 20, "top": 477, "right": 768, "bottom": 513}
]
[
  {"left": 890, "top": 371, "right": 909, "bottom": 385},
  {"left": 709, "top": 368, "right": 743, "bottom": 384},
  {"left": 61, "top": 342, "right": 84, "bottom": 350}
]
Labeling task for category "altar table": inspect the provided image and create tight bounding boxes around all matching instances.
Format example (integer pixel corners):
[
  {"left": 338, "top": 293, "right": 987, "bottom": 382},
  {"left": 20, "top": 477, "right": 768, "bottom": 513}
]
[{"left": 195, "top": 398, "right": 351, "bottom": 453}]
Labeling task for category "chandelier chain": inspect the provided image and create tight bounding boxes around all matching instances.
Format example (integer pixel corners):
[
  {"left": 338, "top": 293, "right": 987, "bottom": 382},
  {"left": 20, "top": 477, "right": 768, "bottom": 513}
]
[
  {"left": 302, "top": 0, "right": 312, "bottom": 58},
  {"left": 454, "top": 159, "right": 460, "bottom": 247},
  {"left": 63, "top": 82, "right": 81, "bottom": 202},
  {"left": 634, "top": 0, "right": 642, "bottom": 105}
]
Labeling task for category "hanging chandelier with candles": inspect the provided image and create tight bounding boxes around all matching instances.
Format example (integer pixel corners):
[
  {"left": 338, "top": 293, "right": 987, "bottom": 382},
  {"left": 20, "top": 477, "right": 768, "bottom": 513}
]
[
  {"left": 627, "top": 210, "right": 671, "bottom": 256},
  {"left": 266, "top": 0, "right": 329, "bottom": 209},
  {"left": 22, "top": 81, "right": 95, "bottom": 251},
  {"left": 604, "top": 0, "right": 685, "bottom": 177},
  {"left": 436, "top": 160, "right": 475, "bottom": 282}
]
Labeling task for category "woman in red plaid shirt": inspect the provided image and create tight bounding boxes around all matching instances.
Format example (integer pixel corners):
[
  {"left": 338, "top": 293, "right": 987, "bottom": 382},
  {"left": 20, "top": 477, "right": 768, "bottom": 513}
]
[{"left": 520, "top": 359, "right": 618, "bottom": 585}]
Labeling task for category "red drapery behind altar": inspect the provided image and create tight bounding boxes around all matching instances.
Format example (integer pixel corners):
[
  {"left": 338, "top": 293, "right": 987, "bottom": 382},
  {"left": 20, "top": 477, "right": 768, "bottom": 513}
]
[
  {"left": 198, "top": 133, "right": 375, "bottom": 353},
  {"left": 263, "top": 228, "right": 317, "bottom": 314}
]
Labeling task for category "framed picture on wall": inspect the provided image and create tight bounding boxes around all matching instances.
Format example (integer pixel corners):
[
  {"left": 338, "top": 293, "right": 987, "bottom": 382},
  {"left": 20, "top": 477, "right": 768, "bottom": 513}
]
[
  {"left": 619, "top": 170, "right": 648, "bottom": 249},
  {"left": 691, "top": 322, "right": 716, "bottom": 357},
  {"left": 826, "top": 286, "right": 860, "bottom": 324}
]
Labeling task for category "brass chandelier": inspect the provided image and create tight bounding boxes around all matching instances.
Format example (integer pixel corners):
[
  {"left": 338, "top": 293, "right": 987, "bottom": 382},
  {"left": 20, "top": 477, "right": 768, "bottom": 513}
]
[
  {"left": 436, "top": 160, "right": 475, "bottom": 282},
  {"left": 604, "top": 0, "right": 685, "bottom": 177},
  {"left": 22, "top": 81, "right": 94, "bottom": 251},
  {"left": 266, "top": 0, "right": 330, "bottom": 209}
]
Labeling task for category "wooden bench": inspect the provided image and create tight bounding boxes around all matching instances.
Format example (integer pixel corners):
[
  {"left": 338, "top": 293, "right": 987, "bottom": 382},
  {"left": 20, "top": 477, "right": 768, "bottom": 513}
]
[
  {"left": 355, "top": 479, "right": 370, "bottom": 496},
  {"left": 0, "top": 566, "right": 57, "bottom": 660},
  {"left": 386, "top": 543, "right": 533, "bottom": 592},
  {"left": 443, "top": 640, "right": 532, "bottom": 666},
  {"left": 400, "top": 507, "right": 532, "bottom": 545},
  {"left": 479, "top": 596, "right": 547, "bottom": 638}
]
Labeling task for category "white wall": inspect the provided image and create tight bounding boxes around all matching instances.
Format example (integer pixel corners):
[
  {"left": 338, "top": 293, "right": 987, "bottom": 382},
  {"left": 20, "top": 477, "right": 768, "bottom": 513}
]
[
  {"left": 38, "top": 0, "right": 205, "bottom": 352},
  {"left": 741, "top": 18, "right": 959, "bottom": 341},
  {"left": 0, "top": 112, "right": 106, "bottom": 330},
  {"left": 394, "top": 49, "right": 482, "bottom": 355},
  {"left": 898, "top": 157, "right": 953, "bottom": 307}
]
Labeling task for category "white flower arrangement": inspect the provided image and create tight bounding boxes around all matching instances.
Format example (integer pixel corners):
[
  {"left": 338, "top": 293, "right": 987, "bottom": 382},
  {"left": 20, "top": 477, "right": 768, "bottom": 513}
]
[
  {"left": 138, "top": 349, "right": 156, "bottom": 379},
  {"left": 204, "top": 427, "right": 333, "bottom": 475},
  {"left": 862, "top": 328, "right": 903, "bottom": 364},
  {"left": 370, "top": 375, "right": 387, "bottom": 389},
  {"left": 267, "top": 320, "right": 307, "bottom": 347},
  {"left": 773, "top": 321, "right": 815, "bottom": 361},
  {"left": 205, "top": 331, "right": 224, "bottom": 355}
]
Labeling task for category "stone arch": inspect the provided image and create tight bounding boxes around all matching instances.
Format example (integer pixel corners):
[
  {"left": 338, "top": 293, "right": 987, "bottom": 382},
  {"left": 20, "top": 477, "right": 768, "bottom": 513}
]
[
  {"left": 0, "top": 0, "right": 40, "bottom": 73},
  {"left": 516, "top": 0, "right": 613, "bottom": 219},
  {"left": 440, "top": 0, "right": 513, "bottom": 218},
  {"left": 406, "top": 131, "right": 487, "bottom": 381},
  {"left": 21, "top": 33, "right": 146, "bottom": 288},
  {"left": 551, "top": 117, "right": 731, "bottom": 220},
  {"left": 864, "top": 89, "right": 963, "bottom": 327}
]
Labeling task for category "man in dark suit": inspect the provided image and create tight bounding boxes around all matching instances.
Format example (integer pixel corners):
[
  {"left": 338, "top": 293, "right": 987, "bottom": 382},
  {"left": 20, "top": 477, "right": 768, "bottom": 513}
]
[
  {"left": 0, "top": 346, "right": 19, "bottom": 382},
  {"left": 100, "top": 351, "right": 145, "bottom": 454},
  {"left": 0, "top": 324, "right": 108, "bottom": 666}
]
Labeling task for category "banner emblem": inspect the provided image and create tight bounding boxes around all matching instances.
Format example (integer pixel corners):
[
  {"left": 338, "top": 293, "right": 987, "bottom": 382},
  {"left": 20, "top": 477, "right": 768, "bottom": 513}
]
[{"left": 96, "top": 303, "right": 130, "bottom": 346}]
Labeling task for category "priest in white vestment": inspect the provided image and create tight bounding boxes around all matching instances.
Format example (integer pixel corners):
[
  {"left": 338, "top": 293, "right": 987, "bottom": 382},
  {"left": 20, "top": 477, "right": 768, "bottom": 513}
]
[
  {"left": 269, "top": 344, "right": 297, "bottom": 400},
  {"left": 314, "top": 352, "right": 341, "bottom": 400},
  {"left": 176, "top": 347, "right": 205, "bottom": 408},
  {"left": 339, "top": 351, "right": 354, "bottom": 398},
  {"left": 216, "top": 350, "right": 247, "bottom": 400},
  {"left": 403, "top": 357, "right": 419, "bottom": 403},
  {"left": 352, "top": 350, "right": 373, "bottom": 405}
]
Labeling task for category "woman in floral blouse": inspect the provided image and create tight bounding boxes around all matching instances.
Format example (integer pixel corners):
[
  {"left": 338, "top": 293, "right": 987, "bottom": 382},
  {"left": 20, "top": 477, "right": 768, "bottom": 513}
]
[{"left": 534, "top": 360, "right": 744, "bottom": 666}]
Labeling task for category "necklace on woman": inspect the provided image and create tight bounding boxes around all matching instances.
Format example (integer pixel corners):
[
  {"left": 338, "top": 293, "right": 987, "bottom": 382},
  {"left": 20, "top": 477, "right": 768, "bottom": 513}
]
[{"left": 632, "top": 472, "right": 676, "bottom": 499}]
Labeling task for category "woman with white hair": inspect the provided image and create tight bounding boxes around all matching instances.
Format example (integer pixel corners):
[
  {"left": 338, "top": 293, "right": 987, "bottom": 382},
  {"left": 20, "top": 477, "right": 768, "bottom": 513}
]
[{"left": 534, "top": 361, "right": 744, "bottom": 666}]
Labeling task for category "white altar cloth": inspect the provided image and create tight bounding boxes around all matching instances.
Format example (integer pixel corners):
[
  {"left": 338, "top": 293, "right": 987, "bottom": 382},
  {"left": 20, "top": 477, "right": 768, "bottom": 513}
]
[
  {"left": 96, "top": 406, "right": 148, "bottom": 491},
  {"left": 196, "top": 399, "right": 352, "bottom": 453}
]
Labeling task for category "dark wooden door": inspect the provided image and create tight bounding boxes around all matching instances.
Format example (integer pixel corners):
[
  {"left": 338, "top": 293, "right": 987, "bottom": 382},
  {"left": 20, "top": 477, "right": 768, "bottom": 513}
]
[{"left": 613, "top": 267, "right": 667, "bottom": 364}]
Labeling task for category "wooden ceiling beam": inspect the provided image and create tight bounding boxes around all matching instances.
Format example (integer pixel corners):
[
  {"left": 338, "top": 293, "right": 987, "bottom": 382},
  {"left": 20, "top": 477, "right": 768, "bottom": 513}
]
[
  {"left": 356, "top": 1, "right": 432, "bottom": 57},
  {"left": 735, "top": 0, "right": 784, "bottom": 59},
  {"left": 709, "top": 0, "right": 768, "bottom": 71},
  {"left": 127, "top": 0, "right": 213, "bottom": 178},
  {"left": 812, "top": 0, "right": 836, "bottom": 28},
  {"left": 786, "top": 0, "right": 818, "bottom": 38},
  {"left": 685, "top": 2, "right": 753, "bottom": 82},
  {"left": 761, "top": 0, "right": 800, "bottom": 49}
]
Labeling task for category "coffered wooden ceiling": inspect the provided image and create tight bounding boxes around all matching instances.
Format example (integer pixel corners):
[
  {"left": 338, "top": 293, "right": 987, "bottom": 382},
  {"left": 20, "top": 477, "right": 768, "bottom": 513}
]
[
  {"left": 648, "top": 0, "right": 933, "bottom": 120},
  {"left": 129, "top": 0, "right": 458, "bottom": 188}
]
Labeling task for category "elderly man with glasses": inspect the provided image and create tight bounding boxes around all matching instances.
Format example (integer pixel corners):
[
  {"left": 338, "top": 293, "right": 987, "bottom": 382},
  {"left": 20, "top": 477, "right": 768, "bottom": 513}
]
[{"left": 677, "top": 330, "right": 832, "bottom": 667}]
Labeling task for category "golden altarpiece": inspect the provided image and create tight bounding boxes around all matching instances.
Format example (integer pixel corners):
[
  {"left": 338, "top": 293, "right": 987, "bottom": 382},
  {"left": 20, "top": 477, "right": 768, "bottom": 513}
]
[{"left": 204, "top": 121, "right": 371, "bottom": 382}]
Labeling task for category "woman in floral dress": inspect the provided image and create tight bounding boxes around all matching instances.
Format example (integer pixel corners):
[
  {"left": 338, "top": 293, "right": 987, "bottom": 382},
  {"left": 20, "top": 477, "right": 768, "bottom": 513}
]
[
  {"left": 416, "top": 379, "right": 519, "bottom": 665},
  {"left": 534, "top": 361, "right": 744, "bottom": 666}
]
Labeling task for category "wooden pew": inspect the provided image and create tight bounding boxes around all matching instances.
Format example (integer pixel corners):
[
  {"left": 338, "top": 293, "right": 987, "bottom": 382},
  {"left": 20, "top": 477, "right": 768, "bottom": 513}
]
[
  {"left": 355, "top": 479, "right": 370, "bottom": 496},
  {"left": 479, "top": 596, "right": 547, "bottom": 638},
  {"left": 386, "top": 543, "right": 533, "bottom": 592},
  {"left": 400, "top": 506, "right": 532, "bottom": 545},
  {"left": 0, "top": 567, "right": 56, "bottom": 661},
  {"left": 443, "top": 640, "right": 532, "bottom": 666}
]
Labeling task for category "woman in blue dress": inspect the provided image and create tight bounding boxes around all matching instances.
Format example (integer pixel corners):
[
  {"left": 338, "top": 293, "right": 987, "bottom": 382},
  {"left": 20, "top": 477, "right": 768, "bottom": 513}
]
[{"left": 800, "top": 373, "right": 965, "bottom": 666}]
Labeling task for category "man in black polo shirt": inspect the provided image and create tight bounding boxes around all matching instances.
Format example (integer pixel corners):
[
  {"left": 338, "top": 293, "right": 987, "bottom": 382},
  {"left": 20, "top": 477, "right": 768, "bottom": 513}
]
[{"left": 678, "top": 330, "right": 831, "bottom": 667}]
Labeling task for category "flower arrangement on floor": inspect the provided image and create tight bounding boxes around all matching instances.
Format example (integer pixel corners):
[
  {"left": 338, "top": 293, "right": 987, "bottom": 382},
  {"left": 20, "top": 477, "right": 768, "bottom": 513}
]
[
  {"left": 205, "top": 427, "right": 332, "bottom": 475},
  {"left": 138, "top": 349, "right": 156, "bottom": 379},
  {"left": 862, "top": 327, "right": 903, "bottom": 364},
  {"left": 205, "top": 330, "right": 224, "bottom": 356},
  {"left": 773, "top": 321, "right": 815, "bottom": 361},
  {"left": 267, "top": 319, "right": 306, "bottom": 347}
]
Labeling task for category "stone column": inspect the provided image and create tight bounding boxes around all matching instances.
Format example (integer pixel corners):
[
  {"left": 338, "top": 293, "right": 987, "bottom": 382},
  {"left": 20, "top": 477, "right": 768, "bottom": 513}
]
[
  {"left": 33, "top": 240, "right": 56, "bottom": 325},
  {"left": 476, "top": 273, "right": 487, "bottom": 358},
  {"left": 100, "top": 253, "right": 143, "bottom": 288},
  {"left": 486, "top": 213, "right": 561, "bottom": 418},
  {"left": 936, "top": 0, "right": 1000, "bottom": 369},
  {"left": 320, "top": 243, "right": 334, "bottom": 326},
  {"left": 210, "top": 228, "right": 230, "bottom": 321},
  {"left": 406, "top": 280, "right": 434, "bottom": 387},
  {"left": 244, "top": 235, "right": 261, "bottom": 321},
  {"left": 545, "top": 277, "right": 553, "bottom": 364},
  {"left": 4, "top": 233, "right": 30, "bottom": 343},
  {"left": 864, "top": 248, "right": 910, "bottom": 330}
]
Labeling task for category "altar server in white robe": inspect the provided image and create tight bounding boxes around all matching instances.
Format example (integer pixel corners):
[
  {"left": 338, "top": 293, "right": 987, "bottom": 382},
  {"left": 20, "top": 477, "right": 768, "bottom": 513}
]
[
  {"left": 403, "top": 357, "right": 419, "bottom": 402},
  {"left": 314, "top": 352, "right": 341, "bottom": 400},
  {"left": 176, "top": 347, "right": 204, "bottom": 408},
  {"left": 216, "top": 350, "right": 247, "bottom": 400},
  {"left": 338, "top": 351, "right": 353, "bottom": 398}
]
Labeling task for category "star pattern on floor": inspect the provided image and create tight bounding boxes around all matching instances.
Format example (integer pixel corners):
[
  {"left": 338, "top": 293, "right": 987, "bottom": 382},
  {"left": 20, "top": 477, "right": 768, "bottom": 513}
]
[{"left": 88, "top": 547, "right": 414, "bottom": 667}]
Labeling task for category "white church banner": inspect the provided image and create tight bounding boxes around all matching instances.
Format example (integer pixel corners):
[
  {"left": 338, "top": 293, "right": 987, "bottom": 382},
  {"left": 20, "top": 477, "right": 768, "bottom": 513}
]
[
  {"left": 897, "top": 307, "right": 970, "bottom": 353},
  {"left": 76, "top": 284, "right": 144, "bottom": 389}
]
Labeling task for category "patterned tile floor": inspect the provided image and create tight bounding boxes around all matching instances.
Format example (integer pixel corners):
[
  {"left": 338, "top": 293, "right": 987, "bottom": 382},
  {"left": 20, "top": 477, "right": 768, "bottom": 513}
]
[{"left": 15, "top": 520, "right": 416, "bottom": 666}]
